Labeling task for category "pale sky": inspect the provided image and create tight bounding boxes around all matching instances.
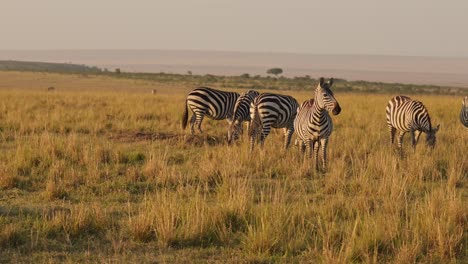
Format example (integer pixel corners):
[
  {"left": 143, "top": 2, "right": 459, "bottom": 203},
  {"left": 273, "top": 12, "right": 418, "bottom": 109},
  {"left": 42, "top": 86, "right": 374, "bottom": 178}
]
[{"left": 1, "top": 0, "right": 467, "bottom": 57}]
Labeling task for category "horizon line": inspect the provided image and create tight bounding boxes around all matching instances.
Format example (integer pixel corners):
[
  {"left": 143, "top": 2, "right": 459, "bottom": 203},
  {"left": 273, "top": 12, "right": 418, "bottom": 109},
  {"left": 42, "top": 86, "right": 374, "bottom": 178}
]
[{"left": 0, "top": 48, "right": 467, "bottom": 59}]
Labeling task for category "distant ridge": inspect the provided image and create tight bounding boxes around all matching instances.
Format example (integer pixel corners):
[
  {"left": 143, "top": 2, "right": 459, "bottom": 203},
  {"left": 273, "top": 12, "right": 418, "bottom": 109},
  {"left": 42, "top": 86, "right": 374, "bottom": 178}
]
[
  {"left": 1, "top": 59, "right": 466, "bottom": 95},
  {"left": 0, "top": 60, "right": 102, "bottom": 73},
  {"left": 1, "top": 49, "right": 468, "bottom": 87}
]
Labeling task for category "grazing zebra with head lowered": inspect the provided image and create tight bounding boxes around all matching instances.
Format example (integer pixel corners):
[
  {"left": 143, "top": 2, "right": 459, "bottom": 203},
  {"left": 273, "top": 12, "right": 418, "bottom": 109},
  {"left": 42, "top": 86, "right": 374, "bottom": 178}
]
[
  {"left": 182, "top": 87, "right": 239, "bottom": 135},
  {"left": 460, "top": 96, "right": 468, "bottom": 128},
  {"left": 248, "top": 93, "right": 299, "bottom": 151},
  {"left": 294, "top": 78, "right": 341, "bottom": 171},
  {"left": 227, "top": 90, "right": 260, "bottom": 144},
  {"left": 386, "top": 95, "right": 440, "bottom": 154}
]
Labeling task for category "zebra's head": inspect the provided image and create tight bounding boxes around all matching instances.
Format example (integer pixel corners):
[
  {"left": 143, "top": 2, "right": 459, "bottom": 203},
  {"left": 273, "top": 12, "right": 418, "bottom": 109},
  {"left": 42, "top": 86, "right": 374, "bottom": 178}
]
[
  {"left": 426, "top": 124, "right": 440, "bottom": 148},
  {"left": 227, "top": 119, "right": 242, "bottom": 144},
  {"left": 315, "top": 77, "right": 341, "bottom": 115}
]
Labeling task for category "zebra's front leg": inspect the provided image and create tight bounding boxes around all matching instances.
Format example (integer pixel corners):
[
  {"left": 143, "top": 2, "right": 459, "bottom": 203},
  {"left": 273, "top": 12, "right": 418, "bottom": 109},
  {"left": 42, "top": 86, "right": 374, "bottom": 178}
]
[
  {"left": 300, "top": 139, "right": 307, "bottom": 154},
  {"left": 414, "top": 130, "right": 422, "bottom": 146},
  {"left": 320, "top": 138, "right": 329, "bottom": 171},
  {"left": 397, "top": 131, "right": 406, "bottom": 156},
  {"left": 305, "top": 139, "right": 313, "bottom": 158},
  {"left": 313, "top": 140, "right": 320, "bottom": 171},
  {"left": 410, "top": 130, "right": 417, "bottom": 152},
  {"left": 303, "top": 139, "right": 312, "bottom": 165}
]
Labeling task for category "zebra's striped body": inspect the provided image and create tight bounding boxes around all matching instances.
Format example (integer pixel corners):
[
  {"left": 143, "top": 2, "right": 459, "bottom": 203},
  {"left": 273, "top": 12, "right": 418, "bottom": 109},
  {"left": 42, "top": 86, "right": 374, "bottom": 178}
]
[
  {"left": 386, "top": 95, "right": 439, "bottom": 153},
  {"left": 294, "top": 78, "right": 341, "bottom": 170},
  {"left": 182, "top": 87, "right": 240, "bottom": 135},
  {"left": 248, "top": 93, "right": 299, "bottom": 151},
  {"left": 227, "top": 90, "right": 260, "bottom": 143},
  {"left": 460, "top": 96, "right": 468, "bottom": 128}
]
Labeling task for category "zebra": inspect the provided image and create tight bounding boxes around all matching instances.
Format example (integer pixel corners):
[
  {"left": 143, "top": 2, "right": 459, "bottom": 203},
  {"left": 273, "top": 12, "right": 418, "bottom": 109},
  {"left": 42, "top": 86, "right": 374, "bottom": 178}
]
[
  {"left": 182, "top": 87, "right": 240, "bottom": 135},
  {"left": 460, "top": 96, "right": 468, "bottom": 128},
  {"left": 294, "top": 77, "right": 341, "bottom": 171},
  {"left": 227, "top": 90, "right": 260, "bottom": 144},
  {"left": 248, "top": 93, "right": 299, "bottom": 151},
  {"left": 386, "top": 95, "right": 440, "bottom": 154}
]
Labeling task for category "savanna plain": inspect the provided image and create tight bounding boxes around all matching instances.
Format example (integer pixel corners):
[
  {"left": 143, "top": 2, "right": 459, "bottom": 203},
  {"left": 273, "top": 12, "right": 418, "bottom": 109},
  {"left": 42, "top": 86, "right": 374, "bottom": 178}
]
[{"left": 0, "top": 71, "right": 466, "bottom": 263}]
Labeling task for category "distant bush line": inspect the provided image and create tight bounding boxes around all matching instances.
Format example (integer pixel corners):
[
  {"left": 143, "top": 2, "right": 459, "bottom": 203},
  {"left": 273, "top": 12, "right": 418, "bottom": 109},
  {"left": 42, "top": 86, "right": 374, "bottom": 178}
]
[{"left": 0, "top": 60, "right": 465, "bottom": 95}]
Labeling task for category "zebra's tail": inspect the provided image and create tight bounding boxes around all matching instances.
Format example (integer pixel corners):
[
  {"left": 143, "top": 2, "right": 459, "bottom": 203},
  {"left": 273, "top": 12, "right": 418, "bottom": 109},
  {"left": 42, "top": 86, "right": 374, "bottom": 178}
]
[
  {"left": 181, "top": 100, "right": 189, "bottom": 130},
  {"left": 248, "top": 104, "right": 261, "bottom": 138}
]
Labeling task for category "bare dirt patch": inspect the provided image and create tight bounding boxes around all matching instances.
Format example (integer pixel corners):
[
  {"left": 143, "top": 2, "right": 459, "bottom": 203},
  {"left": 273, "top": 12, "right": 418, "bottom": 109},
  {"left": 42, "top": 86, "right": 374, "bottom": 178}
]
[
  {"left": 108, "top": 131, "right": 225, "bottom": 146},
  {"left": 108, "top": 131, "right": 179, "bottom": 142}
]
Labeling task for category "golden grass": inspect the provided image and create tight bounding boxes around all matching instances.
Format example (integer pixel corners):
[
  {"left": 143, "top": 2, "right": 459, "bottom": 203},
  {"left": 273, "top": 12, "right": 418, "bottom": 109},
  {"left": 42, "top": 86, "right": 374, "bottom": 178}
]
[{"left": 0, "top": 71, "right": 466, "bottom": 263}]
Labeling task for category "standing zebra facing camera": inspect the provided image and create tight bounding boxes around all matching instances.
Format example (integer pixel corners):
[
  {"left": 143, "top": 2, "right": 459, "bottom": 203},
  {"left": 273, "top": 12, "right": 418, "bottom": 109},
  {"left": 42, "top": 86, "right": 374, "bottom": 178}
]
[
  {"left": 182, "top": 87, "right": 240, "bottom": 136},
  {"left": 294, "top": 77, "right": 341, "bottom": 171},
  {"left": 386, "top": 95, "right": 439, "bottom": 154},
  {"left": 227, "top": 90, "right": 260, "bottom": 144},
  {"left": 248, "top": 93, "right": 299, "bottom": 151},
  {"left": 460, "top": 96, "right": 468, "bottom": 128}
]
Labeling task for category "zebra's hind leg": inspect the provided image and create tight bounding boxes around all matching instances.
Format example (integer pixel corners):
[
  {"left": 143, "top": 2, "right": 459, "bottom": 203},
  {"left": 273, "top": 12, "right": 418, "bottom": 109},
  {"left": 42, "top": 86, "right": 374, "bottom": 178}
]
[
  {"left": 249, "top": 132, "right": 256, "bottom": 152},
  {"left": 388, "top": 125, "right": 396, "bottom": 144},
  {"left": 249, "top": 123, "right": 259, "bottom": 152},
  {"left": 196, "top": 114, "right": 205, "bottom": 134},
  {"left": 248, "top": 121, "right": 259, "bottom": 152},
  {"left": 283, "top": 127, "right": 294, "bottom": 149},
  {"left": 189, "top": 114, "right": 197, "bottom": 135},
  {"left": 259, "top": 124, "right": 271, "bottom": 148}
]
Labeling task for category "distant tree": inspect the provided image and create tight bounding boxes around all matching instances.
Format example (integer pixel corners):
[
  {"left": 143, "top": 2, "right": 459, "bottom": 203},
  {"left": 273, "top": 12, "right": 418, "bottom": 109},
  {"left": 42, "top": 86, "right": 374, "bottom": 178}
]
[
  {"left": 267, "top": 67, "right": 283, "bottom": 77},
  {"left": 240, "top": 73, "right": 250, "bottom": 78},
  {"left": 187, "top": 70, "right": 192, "bottom": 75},
  {"left": 115, "top": 68, "right": 121, "bottom": 74}
]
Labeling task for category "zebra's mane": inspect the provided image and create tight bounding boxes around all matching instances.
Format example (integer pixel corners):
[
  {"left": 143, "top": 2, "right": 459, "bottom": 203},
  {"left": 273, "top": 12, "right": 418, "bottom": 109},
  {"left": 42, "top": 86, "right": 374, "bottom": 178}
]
[{"left": 413, "top": 100, "right": 433, "bottom": 131}]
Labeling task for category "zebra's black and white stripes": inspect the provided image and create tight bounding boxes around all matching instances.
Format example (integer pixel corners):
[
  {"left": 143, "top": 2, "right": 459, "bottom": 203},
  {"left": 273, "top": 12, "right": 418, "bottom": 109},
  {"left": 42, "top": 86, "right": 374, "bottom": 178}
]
[
  {"left": 460, "top": 96, "right": 468, "bottom": 128},
  {"left": 227, "top": 90, "right": 260, "bottom": 143},
  {"left": 294, "top": 78, "right": 341, "bottom": 170},
  {"left": 182, "top": 87, "right": 239, "bottom": 135},
  {"left": 248, "top": 93, "right": 299, "bottom": 151},
  {"left": 386, "top": 95, "right": 439, "bottom": 153}
]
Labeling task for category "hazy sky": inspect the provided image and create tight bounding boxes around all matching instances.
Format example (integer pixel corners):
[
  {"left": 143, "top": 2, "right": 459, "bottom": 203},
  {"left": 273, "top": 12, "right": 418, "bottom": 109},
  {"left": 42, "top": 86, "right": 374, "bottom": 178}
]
[{"left": 1, "top": 0, "right": 467, "bottom": 56}]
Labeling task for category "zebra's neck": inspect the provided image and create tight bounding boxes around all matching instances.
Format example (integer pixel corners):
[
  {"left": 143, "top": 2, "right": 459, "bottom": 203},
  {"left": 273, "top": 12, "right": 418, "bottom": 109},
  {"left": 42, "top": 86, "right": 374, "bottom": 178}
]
[
  {"left": 414, "top": 112, "right": 432, "bottom": 133},
  {"left": 311, "top": 100, "right": 327, "bottom": 121}
]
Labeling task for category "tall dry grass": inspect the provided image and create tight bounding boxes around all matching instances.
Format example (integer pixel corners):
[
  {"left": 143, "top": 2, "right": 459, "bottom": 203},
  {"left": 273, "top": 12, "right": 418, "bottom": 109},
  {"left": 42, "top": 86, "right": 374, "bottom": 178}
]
[{"left": 0, "top": 72, "right": 466, "bottom": 263}]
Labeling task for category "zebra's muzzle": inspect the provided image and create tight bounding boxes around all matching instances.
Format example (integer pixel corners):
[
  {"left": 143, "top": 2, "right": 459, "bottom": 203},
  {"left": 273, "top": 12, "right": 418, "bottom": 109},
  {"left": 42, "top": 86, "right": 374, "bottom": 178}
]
[{"left": 332, "top": 103, "right": 341, "bottom": 115}]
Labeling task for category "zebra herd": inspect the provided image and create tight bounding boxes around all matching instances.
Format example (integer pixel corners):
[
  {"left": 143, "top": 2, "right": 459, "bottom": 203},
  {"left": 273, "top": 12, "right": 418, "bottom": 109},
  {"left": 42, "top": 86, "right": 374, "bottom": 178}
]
[{"left": 181, "top": 78, "right": 467, "bottom": 170}]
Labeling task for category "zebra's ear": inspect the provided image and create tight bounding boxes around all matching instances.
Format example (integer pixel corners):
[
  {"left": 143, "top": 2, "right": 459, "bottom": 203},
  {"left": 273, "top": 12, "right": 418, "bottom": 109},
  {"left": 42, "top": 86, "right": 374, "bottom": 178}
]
[
  {"left": 319, "top": 77, "right": 325, "bottom": 87},
  {"left": 434, "top": 124, "right": 440, "bottom": 132},
  {"left": 329, "top": 78, "right": 334, "bottom": 87}
]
